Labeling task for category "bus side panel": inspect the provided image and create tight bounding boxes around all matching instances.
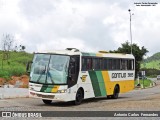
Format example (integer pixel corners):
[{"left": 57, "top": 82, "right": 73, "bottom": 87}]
[
  {"left": 76, "top": 72, "right": 95, "bottom": 99},
  {"left": 117, "top": 80, "right": 134, "bottom": 93},
  {"left": 102, "top": 71, "right": 114, "bottom": 95},
  {"left": 88, "top": 71, "right": 106, "bottom": 97},
  {"left": 77, "top": 70, "right": 134, "bottom": 99},
  {"left": 102, "top": 71, "right": 134, "bottom": 95},
  {"left": 95, "top": 71, "right": 107, "bottom": 97}
]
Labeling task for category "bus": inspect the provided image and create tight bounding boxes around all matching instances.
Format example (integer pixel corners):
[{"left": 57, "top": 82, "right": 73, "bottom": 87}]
[{"left": 27, "top": 48, "right": 135, "bottom": 105}]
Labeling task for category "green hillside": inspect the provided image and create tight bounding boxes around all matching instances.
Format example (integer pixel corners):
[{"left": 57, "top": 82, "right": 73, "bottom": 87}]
[
  {"left": 0, "top": 51, "right": 33, "bottom": 79},
  {"left": 144, "top": 52, "right": 160, "bottom": 62},
  {"left": 141, "top": 52, "right": 160, "bottom": 70}
]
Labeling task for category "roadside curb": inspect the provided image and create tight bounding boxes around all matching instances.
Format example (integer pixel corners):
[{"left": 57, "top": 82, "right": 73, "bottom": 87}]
[
  {"left": 134, "top": 82, "right": 157, "bottom": 90},
  {"left": 0, "top": 88, "right": 29, "bottom": 99}
]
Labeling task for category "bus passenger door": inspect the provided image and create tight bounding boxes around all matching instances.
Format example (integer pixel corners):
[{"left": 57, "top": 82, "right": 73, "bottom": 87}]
[{"left": 68, "top": 56, "right": 80, "bottom": 88}]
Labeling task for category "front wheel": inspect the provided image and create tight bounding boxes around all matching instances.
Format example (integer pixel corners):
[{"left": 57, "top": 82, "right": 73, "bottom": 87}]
[
  {"left": 42, "top": 99, "right": 52, "bottom": 104},
  {"left": 74, "top": 89, "right": 83, "bottom": 105}
]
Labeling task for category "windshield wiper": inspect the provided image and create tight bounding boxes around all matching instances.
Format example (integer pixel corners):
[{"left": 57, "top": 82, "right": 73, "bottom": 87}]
[
  {"left": 46, "top": 68, "right": 55, "bottom": 84},
  {"left": 37, "top": 66, "right": 47, "bottom": 83}
]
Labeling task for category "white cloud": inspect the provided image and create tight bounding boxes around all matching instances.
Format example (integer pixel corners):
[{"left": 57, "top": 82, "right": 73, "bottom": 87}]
[
  {"left": 36, "top": 37, "right": 92, "bottom": 52},
  {"left": 0, "top": 0, "right": 160, "bottom": 56}
]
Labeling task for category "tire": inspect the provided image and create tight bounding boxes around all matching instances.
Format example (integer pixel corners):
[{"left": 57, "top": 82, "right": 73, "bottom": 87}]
[
  {"left": 107, "top": 95, "right": 112, "bottom": 99},
  {"left": 74, "top": 89, "right": 83, "bottom": 105},
  {"left": 111, "top": 85, "right": 119, "bottom": 99},
  {"left": 42, "top": 99, "right": 52, "bottom": 104}
]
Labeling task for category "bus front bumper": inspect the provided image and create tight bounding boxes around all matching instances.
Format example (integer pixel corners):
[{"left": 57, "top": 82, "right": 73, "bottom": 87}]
[{"left": 29, "top": 90, "right": 72, "bottom": 102}]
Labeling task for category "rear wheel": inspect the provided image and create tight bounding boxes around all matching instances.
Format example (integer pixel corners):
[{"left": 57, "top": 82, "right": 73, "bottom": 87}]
[
  {"left": 107, "top": 95, "right": 112, "bottom": 99},
  {"left": 74, "top": 89, "right": 83, "bottom": 105},
  {"left": 42, "top": 99, "right": 52, "bottom": 104},
  {"left": 111, "top": 85, "right": 119, "bottom": 99}
]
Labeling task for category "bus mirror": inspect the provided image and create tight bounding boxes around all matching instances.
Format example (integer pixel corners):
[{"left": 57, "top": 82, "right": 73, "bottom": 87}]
[{"left": 26, "top": 61, "right": 32, "bottom": 73}]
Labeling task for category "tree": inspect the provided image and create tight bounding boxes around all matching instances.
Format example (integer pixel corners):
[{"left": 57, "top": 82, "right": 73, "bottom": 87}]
[
  {"left": 110, "top": 41, "right": 148, "bottom": 78},
  {"left": 1, "top": 34, "right": 14, "bottom": 69},
  {"left": 14, "top": 45, "right": 26, "bottom": 52}
]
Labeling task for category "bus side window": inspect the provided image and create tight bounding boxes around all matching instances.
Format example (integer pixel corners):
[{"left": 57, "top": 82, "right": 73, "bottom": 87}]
[
  {"left": 92, "top": 58, "right": 96, "bottom": 70},
  {"left": 121, "top": 59, "right": 127, "bottom": 70},
  {"left": 82, "top": 58, "right": 86, "bottom": 71},
  {"left": 82, "top": 57, "right": 92, "bottom": 71},
  {"left": 71, "top": 62, "right": 76, "bottom": 74},
  {"left": 128, "top": 60, "right": 132, "bottom": 70},
  {"left": 116, "top": 59, "right": 121, "bottom": 70},
  {"left": 99, "top": 58, "right": 103, "bottom": 70},
  {"left": 69, "top": 57, "right": 76, "bottom": 74},
  {"left": 132, "top": 60, "right": 134, "bottom": 70},
  {"left": 68, "top": 56, "right": 80, "bottom": 88},
  {"left": 112, "top": 59, "right": 116, "bottom": 70},
  {"left": 108, "top": 59, "right": 112, "bottom": 70},
  {"left": 129, "top": 59, "right": 134, "bottom": 70},
  {"left": 103, "top": 59, "right": 107, "bottom": 70}
]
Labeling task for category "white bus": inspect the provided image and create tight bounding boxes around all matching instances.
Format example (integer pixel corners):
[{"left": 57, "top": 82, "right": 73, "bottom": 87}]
[{"left": 28, "top": 48, "right": 135, "bottom": 105}]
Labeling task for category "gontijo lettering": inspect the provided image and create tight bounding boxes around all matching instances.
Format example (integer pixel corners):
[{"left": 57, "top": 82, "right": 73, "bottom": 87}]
[
  {"left": 112, "top": 73, "right": 134, "bottom": 78},
  {"left": 112, "top": 73, "right": 126, "bottom": 78}
]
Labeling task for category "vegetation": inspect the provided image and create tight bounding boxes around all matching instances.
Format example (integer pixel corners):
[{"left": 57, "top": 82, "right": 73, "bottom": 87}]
[
  {"left": 140, "top": 68, "right": 160, "bottom": 77},
  {"left": 110, "top": 41, "right": 148, "bottom": 77},
  {"left": 141, "top": 52, "right": 160, "bottom": 70},
  {"left": 135, "top": 79, "right": 153, "bottom": 88},
  {"left": 143, "top": 52, "right": 160, "bottom": 62},
  {"left": 140, "top": 52, "right": 160, "bottom": 77},
  {"left": 0, "top": 51, "right": 33, "bottom": 80}
]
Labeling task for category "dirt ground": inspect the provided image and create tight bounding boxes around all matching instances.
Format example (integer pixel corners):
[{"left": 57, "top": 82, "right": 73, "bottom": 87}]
[{"left": 0, "top": 75, "right": 29, "bottom": 88}]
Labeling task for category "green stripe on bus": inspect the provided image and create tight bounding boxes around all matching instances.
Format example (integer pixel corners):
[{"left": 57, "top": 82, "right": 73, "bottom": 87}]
[
  {"left": 40, "top": 85, "right": 55, "bottom": 93},
  {"left": 95, "top": 71, "right": 107, "bottom": 96},
  {"left": 82, "top": 52, "right": 96, "bottom": 56},
  {"left": 45, "top": 85, "right": 53, "bottom": 93},
  {"left": 89, "top": 71, "right": 101, "bottom": 97},
  {"left": 40, "top": 85, "right": 48, "bottom": 92}
]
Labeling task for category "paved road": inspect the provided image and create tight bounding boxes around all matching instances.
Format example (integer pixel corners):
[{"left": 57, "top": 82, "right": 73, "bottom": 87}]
[
  {"left": 0, "top": 81, "right": 160, "bottom": 111},
  {"left": 149, "top": 78, "right": 157, "bottom": 83},
  {"left": 0, "top": 80, "right": 160, "bottom": 119}
]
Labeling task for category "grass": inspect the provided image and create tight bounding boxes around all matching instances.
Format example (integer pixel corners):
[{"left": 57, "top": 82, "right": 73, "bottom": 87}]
[
  {"left": 141, "top": 60, "right": 160, "bottom": 70},
  {"left": 0, "top": 51, "right": 33, "bottom": 80},
  {"left": 135, "top": 79, "right": 153, "bottom": 88},
  {"left": 147, "top": 75, "right": 157, "bottom": 78}
]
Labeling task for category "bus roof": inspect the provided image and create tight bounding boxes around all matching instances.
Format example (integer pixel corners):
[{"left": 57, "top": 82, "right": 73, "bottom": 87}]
[
  {"left": 35, "top": 48, "right": 134, "bottom": 59},
  {"left": 81, "top": 52, "right": 134, "bottom": 59}
]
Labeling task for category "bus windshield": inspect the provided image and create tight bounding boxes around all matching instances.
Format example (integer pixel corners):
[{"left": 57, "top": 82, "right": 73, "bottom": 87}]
[{"left": 30, "top": 54, "right": 70, "bottom": 84}]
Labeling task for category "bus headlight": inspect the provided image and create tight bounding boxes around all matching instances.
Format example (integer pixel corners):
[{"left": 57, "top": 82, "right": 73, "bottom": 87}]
[{"left": 57, "top": 89, "right": 67, "bottom": 93}]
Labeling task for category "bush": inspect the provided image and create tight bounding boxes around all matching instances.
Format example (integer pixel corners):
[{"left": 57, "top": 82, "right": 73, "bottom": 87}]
[
  {"left": 140, "top": 68, "right": 160, "bottom": 77},
  {"left": 0, "top": 70, "right": 10, "bottom": 80},
  {"left": 9, "top": 67, "right": 26, "bottom": 76},
  {"left": 135, "top": 79, "right": 153, "bottom": 87},
  {"left": 0, "top": 51, "right": 33, "bottom": 80}
]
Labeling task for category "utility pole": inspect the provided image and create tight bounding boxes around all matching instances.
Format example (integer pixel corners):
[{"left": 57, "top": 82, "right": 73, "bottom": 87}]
[{"left": 128, "top": 9, "right": 134, "bottom": 54}]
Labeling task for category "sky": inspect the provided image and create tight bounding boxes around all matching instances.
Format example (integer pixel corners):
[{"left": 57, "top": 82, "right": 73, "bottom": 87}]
[{"left": 0, "top": 0, "right": 160, "bottom": 56}]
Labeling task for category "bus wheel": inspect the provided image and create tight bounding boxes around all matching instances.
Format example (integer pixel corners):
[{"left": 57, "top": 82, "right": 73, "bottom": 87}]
[
  {"left": 42, "top": 99, "right": 52, "bottom": 104},
  {"left": 111, "top": 85, "right": 119, "bottom": 99},
  {"left": 74, "top": 89, "right": 84, "bottom": 105},
  {"left": 107, "top": 95, "right": 112, "bottom": 99}
]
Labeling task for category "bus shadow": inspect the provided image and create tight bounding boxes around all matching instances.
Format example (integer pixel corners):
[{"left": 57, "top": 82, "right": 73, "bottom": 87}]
[{"left": 42, "top": 96, "right": 129, "bottom": 107}]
